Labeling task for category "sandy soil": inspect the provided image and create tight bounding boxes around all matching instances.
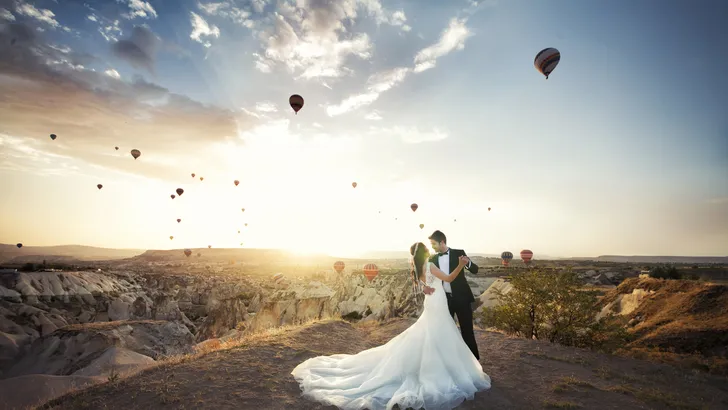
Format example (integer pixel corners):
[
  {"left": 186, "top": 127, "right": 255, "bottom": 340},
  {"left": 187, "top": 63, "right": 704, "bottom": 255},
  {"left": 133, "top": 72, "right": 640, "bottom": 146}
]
[{"left": 42, "top": 318, "right": 728, "bottom": 410}]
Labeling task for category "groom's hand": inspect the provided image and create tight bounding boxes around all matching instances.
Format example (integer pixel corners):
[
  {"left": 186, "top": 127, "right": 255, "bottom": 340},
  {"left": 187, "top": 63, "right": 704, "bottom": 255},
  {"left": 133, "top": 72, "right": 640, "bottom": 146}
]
[{"left": 423, "top": 286, "right": 435, "bottom": 295}]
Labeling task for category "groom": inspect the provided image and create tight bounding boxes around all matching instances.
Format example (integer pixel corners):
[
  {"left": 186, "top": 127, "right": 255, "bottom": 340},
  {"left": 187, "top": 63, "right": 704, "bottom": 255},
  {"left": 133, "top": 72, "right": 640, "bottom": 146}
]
[{"left": 425, "top": 230, "right": 481, "bottom": 360}]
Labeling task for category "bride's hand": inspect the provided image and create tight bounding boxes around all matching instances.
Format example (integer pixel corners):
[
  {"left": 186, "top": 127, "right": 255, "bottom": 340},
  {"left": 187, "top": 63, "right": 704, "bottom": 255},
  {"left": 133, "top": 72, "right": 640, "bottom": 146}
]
[{"left": 458, "top": 255, "right": 468, "bottom": 267}]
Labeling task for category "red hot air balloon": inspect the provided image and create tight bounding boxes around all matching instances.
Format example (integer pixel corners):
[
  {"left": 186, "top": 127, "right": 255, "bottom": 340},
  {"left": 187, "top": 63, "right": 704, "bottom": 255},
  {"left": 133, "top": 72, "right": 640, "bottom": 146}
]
[
  {"left": 334, "top": 261, "right": 345, "bottom": 273},
  {"left": 171, "top": 194, "right": 176, "bottom": 199},
  {"left": 16, "top": 243, "right": 23, "bottom": 248},
  {"left": 130, "top": 149, "right": 141, "bottom": 159},
  {"left": 200, "top": 177, "right": 203, "bottom": 181},
  {"left": 352, "top": 182, "right": 357, "bottom": 188},
  {"left": 363, "top": 263, "right": 379, "bottom": 281},
  {"left": 191, "top": 173, "right": 195, "bottom": 178},
  {"left": 501, "top": 251, "right": 513, "bottom": 267},
  {"left": 177, "top": 219, "right": 181, "bottom": 223},
  {"left": 520, "top": 249, "right": 534, "bottom": 265},
  {"left": 488, "top": 207, "right": 491, "bottom": 211},
  {"left": 97, "top": 184, "right": 103, "bottom": 190},
  {"left": 411, "top": 203, "right": 418, "bottom": 212},
  {"left": 184, "top": 249, "right": 192, "bottom": 257},
  {"left": 289, "top": 94, "right": 304, "bottom": 114},
  {"left": 234, "top": 180, "right": 239, "bottom": 186},
  {"left": 176, "top": 188, "right": 184, "bottom": 196}
]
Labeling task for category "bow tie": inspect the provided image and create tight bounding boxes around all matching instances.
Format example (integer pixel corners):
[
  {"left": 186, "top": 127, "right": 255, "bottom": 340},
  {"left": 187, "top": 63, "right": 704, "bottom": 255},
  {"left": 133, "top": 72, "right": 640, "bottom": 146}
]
[{"left": 437, "top": 251, "right": 449, "bottom": 257}]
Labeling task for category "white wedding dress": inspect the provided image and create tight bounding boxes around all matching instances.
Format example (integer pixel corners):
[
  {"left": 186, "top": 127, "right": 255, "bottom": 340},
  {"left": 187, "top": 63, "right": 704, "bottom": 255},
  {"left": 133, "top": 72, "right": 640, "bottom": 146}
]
[{"left": 291, "top": 262, "right": 491, "bottom": 410}]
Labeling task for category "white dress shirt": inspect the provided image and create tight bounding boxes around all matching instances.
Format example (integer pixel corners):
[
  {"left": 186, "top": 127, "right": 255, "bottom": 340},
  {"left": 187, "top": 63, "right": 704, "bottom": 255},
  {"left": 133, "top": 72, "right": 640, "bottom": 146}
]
[
  {"left": 438, "top": 249, "right": 452, "bottom": 294},
  {"left": 438, "top": 247, "right": 472, "bottom": 295}
]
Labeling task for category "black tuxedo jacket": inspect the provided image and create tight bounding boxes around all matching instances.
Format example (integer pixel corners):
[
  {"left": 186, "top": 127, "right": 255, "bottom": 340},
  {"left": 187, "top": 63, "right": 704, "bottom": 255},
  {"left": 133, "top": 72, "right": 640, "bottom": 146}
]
[{"left": 429, "top": 248, "right": 479, "bottom": 303}]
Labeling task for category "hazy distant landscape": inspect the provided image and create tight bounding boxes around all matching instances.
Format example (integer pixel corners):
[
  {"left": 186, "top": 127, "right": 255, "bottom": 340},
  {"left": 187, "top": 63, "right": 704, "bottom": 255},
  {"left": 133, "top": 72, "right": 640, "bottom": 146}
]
[{"left": 1, "top": 243, "right": 727, "bottom": 409}]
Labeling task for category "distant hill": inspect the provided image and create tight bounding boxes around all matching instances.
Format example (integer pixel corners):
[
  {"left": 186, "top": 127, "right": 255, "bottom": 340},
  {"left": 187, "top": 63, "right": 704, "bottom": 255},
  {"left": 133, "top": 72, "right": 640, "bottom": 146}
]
[
  {"left": 0, "top": 244, "right": 145, "bottom": 264},
  {"left": 569, "top": 255, "right": 728, "bottom": 264}
]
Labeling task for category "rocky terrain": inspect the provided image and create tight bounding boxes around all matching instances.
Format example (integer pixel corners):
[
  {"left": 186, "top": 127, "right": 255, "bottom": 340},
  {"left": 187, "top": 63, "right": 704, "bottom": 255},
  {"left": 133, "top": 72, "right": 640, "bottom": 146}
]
[{"left": 1, "top": 249, "right": 726, "bottom": 409}]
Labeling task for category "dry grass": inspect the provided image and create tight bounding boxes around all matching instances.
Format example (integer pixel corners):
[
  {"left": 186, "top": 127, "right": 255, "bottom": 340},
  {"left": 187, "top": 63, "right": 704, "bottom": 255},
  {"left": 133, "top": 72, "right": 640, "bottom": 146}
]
[
  {"left": 542, "top": 399, "right": 582, "bottom": 408},
  {"left": 604, "top": 385, "right": 701, "bottom": 409}
]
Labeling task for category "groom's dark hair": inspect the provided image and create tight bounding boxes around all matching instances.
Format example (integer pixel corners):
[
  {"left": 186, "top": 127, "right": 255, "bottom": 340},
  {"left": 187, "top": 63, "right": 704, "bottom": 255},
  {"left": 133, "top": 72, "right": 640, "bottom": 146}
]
[{"left": 428, "top": 230, "right": 447, "bottom": 244}]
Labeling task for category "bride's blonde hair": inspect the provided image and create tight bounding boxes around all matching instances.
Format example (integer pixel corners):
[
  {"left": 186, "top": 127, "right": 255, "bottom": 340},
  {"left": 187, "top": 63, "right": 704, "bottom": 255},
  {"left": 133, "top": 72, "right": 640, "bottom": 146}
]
[{"left": 409, "top": 242, "right": 428, "bottom": 284}]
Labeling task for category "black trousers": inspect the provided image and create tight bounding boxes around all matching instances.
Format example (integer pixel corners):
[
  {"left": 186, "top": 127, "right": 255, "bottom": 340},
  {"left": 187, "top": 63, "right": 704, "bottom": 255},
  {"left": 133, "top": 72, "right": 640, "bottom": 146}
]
[{"left": 446, "top": 292, "right": 480, "bottom": 361}]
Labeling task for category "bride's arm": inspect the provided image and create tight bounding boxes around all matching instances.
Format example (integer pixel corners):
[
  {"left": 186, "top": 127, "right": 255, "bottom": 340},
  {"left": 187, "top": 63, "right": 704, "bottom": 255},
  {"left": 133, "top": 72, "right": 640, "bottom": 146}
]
[{"left": 429, "top": 261, "right": 466, "bottom": 283}]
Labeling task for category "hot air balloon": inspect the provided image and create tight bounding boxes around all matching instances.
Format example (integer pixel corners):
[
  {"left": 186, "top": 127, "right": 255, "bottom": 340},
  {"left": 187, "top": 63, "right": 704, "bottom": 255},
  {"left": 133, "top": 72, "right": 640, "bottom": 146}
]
[
  {"left": 234, "top": 180, "right": 239, "bottom": 186},
  {"left": 352, "top": 182, "right": 357, "bottom": 188},
  {"left": 289, "top": 94, "right": 304, "bottom": 114},
  {"left": 237, "top": 230, "right": 240, "bottom": 234},
  {"left": 334, "top": 261, "right": 345, "bottom": 273},
  {"left": 50, "top": 134, "right": 57, "bottom": 140},
  {"left": 520, "top": 249, "right": 534, "bottom": 265},
  {"left": 488, "top": 207, "right": 491, "bottom": 211},
  {"left": 130, "top": 149, "right": 141, "bottom": 159},
  {"left": 501, "top": 251, "right": 513, "bottom": 267},
  {"left": 241, "top": 208, "right": 245, "bottom": 212},
  {"left": 411, "top": 203, "right": 418, "bottom": 212},
  {"left": 363, "top": 263, "right": 379, "bottom": 281},
  {"left": 200, "top": 177, "right": 203, "bottom": 181},
  {"left": 419, "top": 224, "right": 424, "bottom": 229},
  {"left": 208, "top": 245, "right": 212, "bottom": 249},
  {"left": 272, "top": 272, "right": 285, "bottom": 284},
  {"left": 534, "top": 47, "right": 560, "bottom": 79},
  {"left": 171, "top": 194, "right": 176, "bottom": 199},
  {"left": 177, "top": 219, "right": 181, "bottom": 223},
  {"left": 16, "top": 243, "right": 22, "bottom": 248},
  {"left": 184, "top": 249, "right": 192, "bottom": 257},
  {"left": 191, "top": 173, "right": 196, "bottom": 178},
  {"left": 170, "top": 236, "right": 174, "bottom": 240},
  {"left": 240, "top": 242, "right": 243, "bottom": 246},
  {"left": 176, "top": 188, "right": 184, "bottom": 196},
  {"left": 115, "top": 146, "right": 119, "bottom": 150},
  {"left": 454, "top": 219, "right": 457, "bottom": 222},
  {"left": 244, "top": 223, "right": 248, "bottom": 227},
  {"left": 97, "top": 184, "right": 103, "bottom": 190}
]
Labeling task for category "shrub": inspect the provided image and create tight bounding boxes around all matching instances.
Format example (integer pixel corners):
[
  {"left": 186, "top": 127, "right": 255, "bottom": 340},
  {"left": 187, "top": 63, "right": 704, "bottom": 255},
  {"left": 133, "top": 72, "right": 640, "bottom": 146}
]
[{"left": 480, "top": 269, "right": 630, "bottom": 352}]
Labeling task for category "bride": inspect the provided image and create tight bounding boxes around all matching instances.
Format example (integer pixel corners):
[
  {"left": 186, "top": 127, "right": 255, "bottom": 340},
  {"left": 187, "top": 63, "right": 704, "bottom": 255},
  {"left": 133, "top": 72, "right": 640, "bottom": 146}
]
[{"left": 291, "top": 242, "right": 491, "bottom": 410}]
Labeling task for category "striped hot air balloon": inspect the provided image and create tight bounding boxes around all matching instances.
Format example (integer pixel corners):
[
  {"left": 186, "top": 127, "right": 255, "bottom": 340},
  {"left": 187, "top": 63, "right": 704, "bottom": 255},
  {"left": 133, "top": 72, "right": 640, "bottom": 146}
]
[
  {"left": 333, "top": 261, "right": 345, "bottom": 273},
  {"left": 501, "top": 251, "right": 513, "bottom": 267},
  {"left": 363, "top": 263, "right": 379, "bottom": 281},
  {"left": 534, "top": 47, "right": 560, "bottom": 79},
  {"left": 272, "top": 272, "right": 285, "bottom": 284},
  {"left": 520, "top": 249, "right": 534, "bottom": 265}
]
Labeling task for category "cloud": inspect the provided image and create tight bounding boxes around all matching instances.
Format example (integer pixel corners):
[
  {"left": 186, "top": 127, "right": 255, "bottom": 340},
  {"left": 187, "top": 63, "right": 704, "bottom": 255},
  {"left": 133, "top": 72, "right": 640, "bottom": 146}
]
[
  {"left": 0, "top": 21, "right": 257, "bottom": 180},
  {"left": 255, "top": 101, "right": 278, "bottom": 112},
  {"left": 364, "top": 111, "right": 382, "bottom": 120},
  {"left": 413, "top": 18, "right": 471, "bottom": 73},
  {"left": 121, "top": 0, "right": 158, "bottom": 20},
  {"left": 0, "top": 7, "right": 14, "bottom": 21},
  {"left": 371, "top": 126, "right": 448, "bottom": 144},
  {"left": 189, "top": 12, "right": 220, "bottom": 48},
  {"left": 4, "top": 0, "right": 70, "bottom": 31},
  {"left": 249, "top": 0, "right": 409, "bottom": 79},
  {"left": 111, "top": 25, "right": 160, "bottom": 73},
  {"left": 326, "top": 67, "right": 409, "bottom": 116},
  {"left": 104, "top": 68, "right": 121, "bottom": 79},
  {"left": 325, "top": 16, "right": 473, "bottom": 116},
  {"left": 197, "top": 1, "right": 254, "bottom": 28}
]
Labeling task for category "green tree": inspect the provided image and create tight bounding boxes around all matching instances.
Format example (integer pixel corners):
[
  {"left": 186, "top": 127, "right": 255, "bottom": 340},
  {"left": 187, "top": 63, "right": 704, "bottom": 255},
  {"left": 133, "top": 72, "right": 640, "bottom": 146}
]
[{"left": 481, "top": 269, "right": 630, "bottom": 351}]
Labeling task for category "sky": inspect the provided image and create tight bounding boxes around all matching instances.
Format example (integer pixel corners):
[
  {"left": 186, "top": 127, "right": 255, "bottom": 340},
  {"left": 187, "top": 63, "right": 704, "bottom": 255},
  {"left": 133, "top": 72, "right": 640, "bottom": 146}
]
[{"left": 0, "top": 0, "right": 726, "bottom": 258}]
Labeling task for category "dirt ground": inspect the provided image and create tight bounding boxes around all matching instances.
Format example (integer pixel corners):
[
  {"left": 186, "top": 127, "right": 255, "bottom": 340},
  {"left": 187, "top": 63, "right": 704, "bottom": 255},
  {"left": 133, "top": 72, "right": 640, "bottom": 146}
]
[{"left": 43, "top": 318, "right": 728, "bottom": 410}]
